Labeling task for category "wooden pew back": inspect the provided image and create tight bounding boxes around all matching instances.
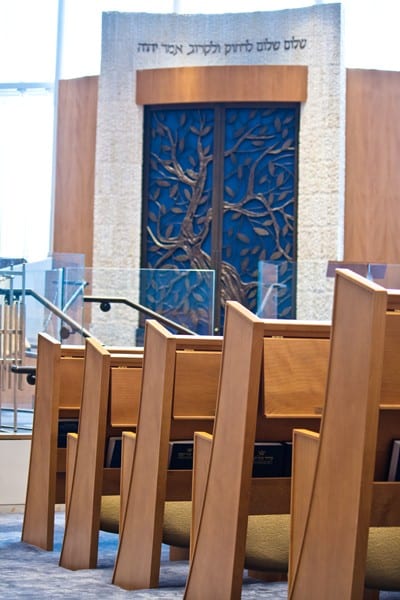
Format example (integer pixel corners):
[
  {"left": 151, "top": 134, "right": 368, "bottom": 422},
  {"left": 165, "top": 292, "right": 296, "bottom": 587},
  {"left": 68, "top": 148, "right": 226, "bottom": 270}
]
[
  {"left": 244, "top": 326, "right": 330, "bottom": 517},
  {"left": 112, "top": 322, "right": 223, "bottom": 589},
  {"left": 22, "top": 335, "right": 87, "bottom": 550},
  {"left": 59, "top": 342, "right": 143, "bottom": 570},
  {"left": 184, "top": 303, "right": 330, "bottom": 599},
  {"left": 262, "top": 337, "right": 329, "bottom": 418},
  {"left": 289, "top": 269, "right": 400, "bottom": 599},
  {"left": 60, "top": 325, "right": 222, "bottom": 573},
  {"left": 60, "top": 338, "right": 111, "bottom": 569},
  {"left": 21, "top": 333, "right": 143, "bottom": 551}
]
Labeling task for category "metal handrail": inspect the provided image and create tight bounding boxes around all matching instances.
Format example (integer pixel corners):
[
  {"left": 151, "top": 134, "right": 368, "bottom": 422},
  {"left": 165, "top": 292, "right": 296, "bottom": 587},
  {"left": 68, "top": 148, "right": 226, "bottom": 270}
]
[
  {"left": 84, "top": 295, "right": 196, "bottom": 335},
  {"left": 0, "top": 288, "right": 196, "bottom": 338},
  {"left": 4, "top": 288, "right": 197, "bottom": 386},
  {"left": 0, "top": 288, "right": 92, "bottom": 339},
  {"left": 1, "top": 282, "right": 197, "bottom": 339}
]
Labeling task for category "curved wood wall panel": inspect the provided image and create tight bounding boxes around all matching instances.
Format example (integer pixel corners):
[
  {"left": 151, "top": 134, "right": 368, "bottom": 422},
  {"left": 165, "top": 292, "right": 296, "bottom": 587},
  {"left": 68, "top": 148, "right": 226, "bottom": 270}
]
[
  {"left": 345, "top": 69, "right": 400, "bottom": 263},
  {"left": 136, "top": 65, "right": 308, "bottom": 104},
  {"left": 52, "top": 69, "right": 400, "bottom": 270},
  {"left": 53, "top": 75, "right": 98, "bottom": 266}
]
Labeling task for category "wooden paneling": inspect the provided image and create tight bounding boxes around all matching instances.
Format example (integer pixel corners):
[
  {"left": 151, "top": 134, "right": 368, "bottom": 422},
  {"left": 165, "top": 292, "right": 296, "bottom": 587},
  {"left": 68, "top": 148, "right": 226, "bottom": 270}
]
[
  {"left": 53, "top": 76, "right": 98, "bottom": 266},
  {"left": 136, "top": 65, "right": 308, "bottom": 105},
  {"left": 263, "top": 337, "right": 329, "bottom": 418},
  {"left": 173, "top": 351, "right": 221, "bottom": 419},
  {"left": 52, "top": 69, "right": 400, "bottom": 269},
  {"left": 345, "top": 69, "right": 400, "bottom": 262},
  {"left": 110, "top": 366, "right": 142, "bottom": 427}
]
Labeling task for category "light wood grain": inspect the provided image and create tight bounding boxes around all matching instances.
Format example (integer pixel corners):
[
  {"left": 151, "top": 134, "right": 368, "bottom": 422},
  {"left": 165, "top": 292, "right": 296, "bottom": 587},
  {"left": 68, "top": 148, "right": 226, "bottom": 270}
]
[
  {"left": 21, "top": 333, "right": 62, "bottom": 550},
  {"left": 136, "top": 65, "right": 308, "bottom": 105},
  {"left": 22, "top": 334, "right": 144, "bottom": 554},
  {"left": 113, "top": 323, "right": 222, "bottom": 590},
  {"left": 345, "top": 70, "right": 400, "bottom": 262},
  {"left": 173, "top": 352, "right": 221, "bottom": 419},
  {"left": 53, "top": 76, "right": 98, "bottom": 265},
  {"left": 59, "top": 347, "right": 144, "bottom": 570},
  {"left": 59, "top": 338, "right": 111, "bottom": 570},
  {"left": 184, "top": 302, "right": 331, "bottom": 600},
  {"left": 263, "top": 338, "right": 329, "bottom": 417},
  {"left": 289, "top": 269, "right": 389, "bottom": 599}
]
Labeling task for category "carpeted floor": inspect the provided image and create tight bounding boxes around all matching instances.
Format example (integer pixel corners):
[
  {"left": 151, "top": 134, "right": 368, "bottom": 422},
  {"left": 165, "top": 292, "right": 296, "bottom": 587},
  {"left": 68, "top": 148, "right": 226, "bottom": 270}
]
[
  {"left": 1, "top": 510, "right": 400, "bottom": 599},
  {"left": 0, "top": 511, "right": 288, "bottom": 599}
]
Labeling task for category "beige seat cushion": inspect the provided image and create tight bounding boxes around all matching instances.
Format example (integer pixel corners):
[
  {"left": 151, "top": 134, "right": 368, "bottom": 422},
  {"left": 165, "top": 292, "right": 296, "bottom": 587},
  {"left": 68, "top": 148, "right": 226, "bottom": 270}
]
[
  {"left": 162, "top": 500, "right": 191, "bottom": 548},
  {"left": 100, "top": 495, "right": 120, "bottom": 533},
  {"left": 244, "top": 514, "right": 400, "bottom": 592},
  {"left": 366, "top": 527, "right": 400, "bottom": 591},
  {"left": 100, "top": 498, "right": 400, "bottom": 591},
  {"left": 245, "top": 513, "right": 290, "bottom": 573},
  {"left": 100, "top": 496, "right": 191, "bottom": 549}
]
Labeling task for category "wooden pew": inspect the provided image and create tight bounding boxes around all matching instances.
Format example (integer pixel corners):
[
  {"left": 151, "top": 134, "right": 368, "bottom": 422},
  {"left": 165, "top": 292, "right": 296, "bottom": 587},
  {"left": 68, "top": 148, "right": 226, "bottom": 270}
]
[
  {"left": 22, "top": 334, "right": 85, "bottom": 550},
  {"left": 21, "top": 333, "right": 143, "bottom": 551},
  {"left": 184, "top": 272, "right": 400, "bottom": 600},
  {"left": 60, "top": 308, "right": 330, "bottom": 585},
  {"left": 289, "top": 269, "right": 400, "bottom": 599},
  {"left": 112, "top": 321, "right": 223, "bottom": 589},
  {"left": 59, "top": 338, "right": 142, "bottom": 569},
  {"left": 184, "top": 301, "right": 331, "bottom": 599},
  {"left": 109, "top": 309, "right": 330, "bottom": 592},
  {"left": 60, "top": 326, "right": 222, "bottom": 572}
]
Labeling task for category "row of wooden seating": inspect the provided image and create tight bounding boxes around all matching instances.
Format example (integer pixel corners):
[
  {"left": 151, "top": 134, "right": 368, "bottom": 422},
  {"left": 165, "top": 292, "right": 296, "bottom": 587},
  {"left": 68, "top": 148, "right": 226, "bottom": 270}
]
[
  {"left": 21, "top": 334, "right": 144, "bottom": 550},
  {"left": 112, "top": 316, "right": 329, "bottom": 589},
  {"left": 60, "top": 328, "right": 223, "bottom": 570},
  {"left": 24, "top": 268, "right": 400, "bottom": 598},
  {"left": 21, "top": 324, "right": 223, "bottom": 563},
  {"left": 57, "top": 305, "right": 331, "bottom": 589},
  {"left": 289, "top": 271, "right": 400, "bottom": 599},
  {"left": 184, "top": 300, "right": 329, "bottom": 598},
  {"left": 185, "top": 270, "right": 400, "bottom": 599}
]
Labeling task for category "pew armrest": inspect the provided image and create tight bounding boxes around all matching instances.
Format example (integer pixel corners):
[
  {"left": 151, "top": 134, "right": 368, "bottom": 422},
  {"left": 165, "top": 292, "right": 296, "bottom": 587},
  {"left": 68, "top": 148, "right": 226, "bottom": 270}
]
[
  {"left": 289, "top": 428, "right": 319, "bottom": 587},
  {"left": 120, "top": 431, "right": 136, "bottom": 530},
  {"left": 191, "top": 431, "right": 213, "bottom": 559},
  {"left": 65, "top": 433, "right": 79, "bottom": 516}
]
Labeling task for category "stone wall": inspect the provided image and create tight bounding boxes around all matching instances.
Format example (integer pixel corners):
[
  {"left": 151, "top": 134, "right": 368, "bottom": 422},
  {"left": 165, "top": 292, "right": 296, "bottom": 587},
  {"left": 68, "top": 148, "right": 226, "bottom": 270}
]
[{"left": 94, "top": 4, "right": 344, "bottom": 321}]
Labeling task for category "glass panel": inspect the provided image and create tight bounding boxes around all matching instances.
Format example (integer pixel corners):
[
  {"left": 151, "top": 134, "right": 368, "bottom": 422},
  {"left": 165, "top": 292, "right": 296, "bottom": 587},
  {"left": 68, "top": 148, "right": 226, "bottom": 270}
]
[
  {"left": 0, "top": 254, "right": 85, "bottom": 432},
  {"left": 258, "top": 260, "right": 400, "bottom": 322},
  {"left": 82, "top": 267, "right": 215, "bottom": 345},
  {"left": 257, "top": 261, "right": 296, "bottom": 319},
  {"left": 0, "top": 254, "right": 86, "bottom": 349},
  {"left": 3, "top": 255, "right": 400, "bottom": 432},
  {"left": 138, "top": 268, "right": 215, "bottom": 339},
  {"left": 259, "top": 259, "right": 332, "bottom": 321}
]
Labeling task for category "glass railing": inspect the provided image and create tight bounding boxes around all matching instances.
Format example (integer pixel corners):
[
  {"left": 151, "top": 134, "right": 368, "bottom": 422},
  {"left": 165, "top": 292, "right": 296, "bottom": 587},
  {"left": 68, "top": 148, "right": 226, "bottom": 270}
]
[
  {"left": 0, "top": 254, "right": 86, "bottom": 431},
  {"left": 0, "top": 256, "right": 215, "bottom": 431},
  {"left": 3, "top": 254, "right": 399, "bottom": 432},
  {"left": 257, "top": 259, "right": 335, "bottom": 321},
  {"left": 257, "top": 260, "right": 400, "bottom": 321},
  {"left": 77, "top": 266, "right": 215, "bottom": 346}
]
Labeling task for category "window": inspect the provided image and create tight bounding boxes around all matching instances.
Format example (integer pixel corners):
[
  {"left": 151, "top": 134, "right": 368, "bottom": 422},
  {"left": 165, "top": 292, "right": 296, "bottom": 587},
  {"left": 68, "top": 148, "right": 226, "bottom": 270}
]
[
  {"left": 0, "top": 0, "right": 58, "bottom": 262},
  {"left": 1, "top": 0, "right": 399, "bottom": 262}
]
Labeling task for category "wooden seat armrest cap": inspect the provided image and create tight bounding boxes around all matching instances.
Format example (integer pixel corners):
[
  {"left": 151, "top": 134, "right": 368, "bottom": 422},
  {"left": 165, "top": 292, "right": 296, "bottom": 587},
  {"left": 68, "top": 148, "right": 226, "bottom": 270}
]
[
  {"left": 66, "top": 433, "right": 79, "bottom": 515},
  {"left": 191, "top": 432, "right": 213, "bottom": 559},
  {"left": 121, "top": 432, "right": 136, "bottom": 530},
  {"left": 289, "top": 428, "right": 320, "bottom": 588}
]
